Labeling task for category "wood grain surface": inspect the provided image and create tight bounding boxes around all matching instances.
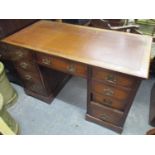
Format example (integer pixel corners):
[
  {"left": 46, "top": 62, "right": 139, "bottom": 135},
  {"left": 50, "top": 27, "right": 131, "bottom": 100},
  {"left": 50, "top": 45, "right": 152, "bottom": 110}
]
[{"left": 2, "top": 20, "right": 152, "bottom": 78}]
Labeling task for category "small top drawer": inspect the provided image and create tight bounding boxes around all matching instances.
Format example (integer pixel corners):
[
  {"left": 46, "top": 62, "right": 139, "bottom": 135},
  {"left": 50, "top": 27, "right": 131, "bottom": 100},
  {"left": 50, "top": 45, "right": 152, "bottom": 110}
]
[
  {"left": 36, "top": 53, "right": 87, "bottom": 78},
  {"left": 7, "top": 45, "right": 33, "bottom": 61},
  {"left": 92, "top": 67, "right": 138, "bottom": 89},
  {"left": 0, "top": 43, "right": 33, "bottom": 61}
]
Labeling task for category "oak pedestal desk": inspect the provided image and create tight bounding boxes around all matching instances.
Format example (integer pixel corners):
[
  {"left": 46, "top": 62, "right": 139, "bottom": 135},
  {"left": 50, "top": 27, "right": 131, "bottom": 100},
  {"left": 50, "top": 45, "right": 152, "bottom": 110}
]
[{"left": 0, "top": 20, "right": 152, "bottom": 133}]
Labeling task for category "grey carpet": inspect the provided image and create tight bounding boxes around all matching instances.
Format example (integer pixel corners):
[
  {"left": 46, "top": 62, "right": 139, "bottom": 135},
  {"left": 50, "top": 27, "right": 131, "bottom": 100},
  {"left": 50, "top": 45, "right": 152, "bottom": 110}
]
[{"left": 8, "top": 77, "right": 154, "bottom": 135}]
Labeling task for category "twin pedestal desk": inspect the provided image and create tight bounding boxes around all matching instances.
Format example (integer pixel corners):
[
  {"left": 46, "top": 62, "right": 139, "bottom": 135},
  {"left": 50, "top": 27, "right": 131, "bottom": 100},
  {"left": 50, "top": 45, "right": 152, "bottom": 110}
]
[{"left": 0, "top": 20, "right": 152, "bottom": 133}]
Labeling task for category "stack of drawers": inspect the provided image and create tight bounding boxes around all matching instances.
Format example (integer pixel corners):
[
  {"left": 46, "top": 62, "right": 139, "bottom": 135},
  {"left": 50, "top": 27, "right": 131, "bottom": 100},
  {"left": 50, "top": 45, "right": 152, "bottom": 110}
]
[
  {"left": 1, "top": 43, "right": 52, "bottom": 96},
  {"left": 0, "top": 43, "right": 51, "bottom": 96},
  {"left": 86, "top": 67, "right": 140, "bottom": 133},
  {"left": 0, "top": 43, "right": 76, "bottom": 103}
]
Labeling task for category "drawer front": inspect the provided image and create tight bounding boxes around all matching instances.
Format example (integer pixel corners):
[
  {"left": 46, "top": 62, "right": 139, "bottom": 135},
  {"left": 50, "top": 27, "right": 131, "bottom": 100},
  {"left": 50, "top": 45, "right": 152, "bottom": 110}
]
[
  {"left": 89, "top": 102, "right": 123, "bottom": 126},
  {"left": 92, "top": 80, "right": 130, "bottom": 101},
  {"left": 7, "top": 45, "right": 33, "bottom": 61},
  {"left": 14, "top": 61, "right": 38, "bottom": 72},
  {"left": 36, "top": 53, "right": 87, "bottom": 78},
  {"left": 16, "top": 69, "right": 47, "bottom": 95},
  {"left": 92, "top": 67, "right": 137, "bottom": 88},
  {"left": 92, "top": 93, "right": 126, "bottom": 111}
]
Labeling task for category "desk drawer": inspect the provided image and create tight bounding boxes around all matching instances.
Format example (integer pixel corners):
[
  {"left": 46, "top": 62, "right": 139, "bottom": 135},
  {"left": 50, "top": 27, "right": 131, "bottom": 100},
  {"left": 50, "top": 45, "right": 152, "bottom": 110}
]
[
  {"left": 92, "top": 80, "right": 130, "bottom": 101},
  {"left": 91, "top": 93, "right": 126, "bottom": 111},
  {"left": 7, "top": 45, "right": 33, "bottom": 61},
  {"left": 36, "top": 53, "right": 87, "bottom": 78},
  {"left": 92, "top": 67, "right": 137, "bottom": 89},
  {"left": 89, "top": 102, "right": 123, "bottom": 126},
  {"left": 15, "top": 69, "right": 47, "bottom": 95},
  {"left": 14, "top": 61, "right": 37, "bottom": 72}
]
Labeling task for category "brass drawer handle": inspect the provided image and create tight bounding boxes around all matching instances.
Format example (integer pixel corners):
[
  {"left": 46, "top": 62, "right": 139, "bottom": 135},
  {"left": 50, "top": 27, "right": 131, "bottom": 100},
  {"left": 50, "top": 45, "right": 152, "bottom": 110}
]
[
  {"left": 102, "top": 98, "right": 112, "bottom": 106},
  {"left": 24, "top": 75, "right": 32, "bottom": 80},
  {"left": 31, "top": 84, "right": 41, "bottom": 91},
  {"left": 42, "top": 58, "right": 50, "bottom": 65},
  {"left": 20, "top": 62, "right": 28, "bottom": 69},
  {"left": 67, "top": 64, "right": 76, "bottom": 73},
  {"left": 103, "top": 88, "right": 114, "bottom": 96},
  {"left": 100, "top": 114, "right": 109, "bottom": 121},
  {"left": 12, "top": 51, "right": 24, "bottom": 61},
  {"left": 16, "top": 51, "right": 23, "bottom": 58},
  {"left": 105, "top": 74, "right": 117, "bottom": 84}
]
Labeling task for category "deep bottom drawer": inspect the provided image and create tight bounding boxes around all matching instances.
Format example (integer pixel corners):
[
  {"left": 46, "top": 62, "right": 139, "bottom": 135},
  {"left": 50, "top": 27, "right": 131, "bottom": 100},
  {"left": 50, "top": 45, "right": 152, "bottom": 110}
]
[
  {"left": 24, "top": 79, "right": 47, "bottom": 96},
  {"left": 16, "top": 69, "right": 48, "bottom": 96},
  {"left": 89, "top": 101, "right": 124, "bottom": 126}
]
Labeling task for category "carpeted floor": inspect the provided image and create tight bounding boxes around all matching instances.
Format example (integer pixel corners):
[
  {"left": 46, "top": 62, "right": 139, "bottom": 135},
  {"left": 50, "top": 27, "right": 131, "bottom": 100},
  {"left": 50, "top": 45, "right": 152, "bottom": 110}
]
[{"left": 8, "top": 77, "right": 155, "bottom": 135}]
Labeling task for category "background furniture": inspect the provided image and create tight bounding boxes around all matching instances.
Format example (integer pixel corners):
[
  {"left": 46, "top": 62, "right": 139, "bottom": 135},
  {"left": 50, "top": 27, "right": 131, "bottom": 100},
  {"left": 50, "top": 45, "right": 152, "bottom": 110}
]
[
  {"left": 0, "top": 20, "right": 38, "bottom": 39},
  {"left": 90, "top": 19, "right": 139, "bottom": 32},
  {"left": 134, "top": 19, "right": 155, "bottom": 41},
  {"left": 0, "top": 62, "right": 17, "bottom": 108},
  {"left": 0, "top": 93, "right": 19, "bottom": 135},
  {"left": 132, "top": 20, "right": 155, "bottom": 76},
  {"left": 62, "top": 19, "right": 90, "bottom": 25},
  {"left": 0, "top": 20, "right": 151, "bottom": 133}
]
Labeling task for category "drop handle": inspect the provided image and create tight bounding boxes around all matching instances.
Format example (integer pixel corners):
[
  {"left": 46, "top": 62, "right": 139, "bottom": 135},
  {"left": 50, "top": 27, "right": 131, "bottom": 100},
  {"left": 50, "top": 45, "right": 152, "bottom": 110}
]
[
  {"left": 102, "top": 99, "right": 112, "bottom": 106},
  {"left": 24, "top": 75, "right": 32, "bottom": 80},
  {"left": 67, "top": 64, "right": 76, "bottom": 73},
  {"left": 100, "top": 114, "right": 109, "bottom": 121},
  {"left": 16, "top": 51, "right": 23, "bottom": 57},
  {"left": 103, "top": 88, "right": 114, "bottom": 96},
  {"left": 105, "top": 74, "right": 117, "bottom": 84},
  {"left": 13, "top": 51, "right": 24, "bottom": 61},
  {"left": 42, "top": 58, "right": 51, "bottom": 65},
  {"left": 20, "top": 62, "right": 28, "bottom": 69}
]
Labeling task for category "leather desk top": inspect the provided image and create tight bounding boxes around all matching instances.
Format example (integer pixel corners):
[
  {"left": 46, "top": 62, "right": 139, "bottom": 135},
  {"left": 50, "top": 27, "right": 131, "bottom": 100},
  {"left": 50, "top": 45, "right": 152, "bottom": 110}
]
[{"left": 2, "top": 20, "right": 152, "bottom": 78}]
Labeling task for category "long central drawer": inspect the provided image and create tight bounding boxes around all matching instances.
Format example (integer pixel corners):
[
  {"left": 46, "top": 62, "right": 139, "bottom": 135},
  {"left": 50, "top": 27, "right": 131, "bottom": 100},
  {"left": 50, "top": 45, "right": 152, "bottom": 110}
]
[{"left": 36, "top": 53, "right": 87, "bottom": 78}]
